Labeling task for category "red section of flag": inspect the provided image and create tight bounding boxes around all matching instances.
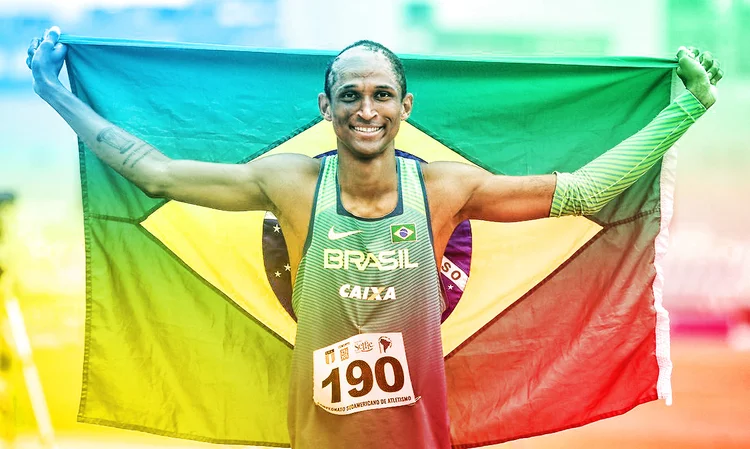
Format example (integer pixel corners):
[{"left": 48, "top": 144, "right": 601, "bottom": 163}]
[{"left": 445, "top": 222, "right": 661, "bottom": 447}]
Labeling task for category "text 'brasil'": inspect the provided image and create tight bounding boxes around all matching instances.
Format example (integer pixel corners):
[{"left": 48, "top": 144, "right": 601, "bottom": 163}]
[{"left": 323, "top": 248, "right": 419, "bottom": 271}]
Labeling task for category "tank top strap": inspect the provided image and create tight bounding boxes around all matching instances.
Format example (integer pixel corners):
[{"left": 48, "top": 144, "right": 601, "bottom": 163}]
[
  {"left": 398, "top": 157, "right": 428, "bottom": 217},
  {"left": 314, "top": 155, "right": 338, "bottom": 216}
]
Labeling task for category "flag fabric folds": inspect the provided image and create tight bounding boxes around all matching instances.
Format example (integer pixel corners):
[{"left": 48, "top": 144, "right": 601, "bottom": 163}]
[{"left": 63, "top": 35, "right": 679, "bottom": 448}]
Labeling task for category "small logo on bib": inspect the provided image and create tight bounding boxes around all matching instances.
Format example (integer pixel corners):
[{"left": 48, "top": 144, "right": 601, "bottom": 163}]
[
  {"left": 354, "top": 340, "right": 373, "bottom": 353},
  {"left": 339, "top": 345, "right": 350, "bottom": 361},
  {"left": 379, "top": 336, "right": 392, "bottom": 353}
]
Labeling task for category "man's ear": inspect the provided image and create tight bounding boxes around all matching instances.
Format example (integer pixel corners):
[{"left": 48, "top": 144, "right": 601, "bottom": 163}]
[
  {"left": 401, "top": 93, "right": 414, "bottom": 120},
  {"left": 318, "top": 93, "right": 332, "bottom": 121}
]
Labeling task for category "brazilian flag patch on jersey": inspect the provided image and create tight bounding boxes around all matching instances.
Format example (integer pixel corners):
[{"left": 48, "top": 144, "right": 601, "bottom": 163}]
[{"left": 391, "top": 224, "right": 417, "bottom": 243}]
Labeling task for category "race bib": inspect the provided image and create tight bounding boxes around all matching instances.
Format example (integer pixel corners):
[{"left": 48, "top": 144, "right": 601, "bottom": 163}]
[{"left": 313, "top": 332, "right": 418, "bottom": 415}]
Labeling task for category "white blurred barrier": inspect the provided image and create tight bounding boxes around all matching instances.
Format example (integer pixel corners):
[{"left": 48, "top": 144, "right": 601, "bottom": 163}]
[
  {"left": 0, "top": 196, "right": 57, "bottom": 448},
  {"left": 663, "top": 229, "right": 750, "bottom": 309},
  {"left": 2, "top": 292, "right": 58, "bottom": 449}
]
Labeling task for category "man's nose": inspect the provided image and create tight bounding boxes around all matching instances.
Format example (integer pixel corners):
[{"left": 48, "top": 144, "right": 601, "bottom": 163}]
[{"left": 357, "top": 97, "right": 378, "bottom": 121}]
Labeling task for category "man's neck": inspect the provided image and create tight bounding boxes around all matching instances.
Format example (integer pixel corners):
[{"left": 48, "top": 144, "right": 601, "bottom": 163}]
[{"left": 336, "top": 149, "right": 399, "bottom": 218}]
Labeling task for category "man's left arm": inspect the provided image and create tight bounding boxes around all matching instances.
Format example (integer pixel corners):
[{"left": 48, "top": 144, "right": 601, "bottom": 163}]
[
  {"left": 551, "top": 46, "right": 720, "bottom": 217},
  {"left": 448, "top": 46, "right": 722, "bottom": 225}
]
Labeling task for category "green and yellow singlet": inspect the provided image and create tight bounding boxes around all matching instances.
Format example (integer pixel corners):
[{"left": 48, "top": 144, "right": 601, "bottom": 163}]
[{"left": 288, "top": 155, "right": 450, "bottom": 449}]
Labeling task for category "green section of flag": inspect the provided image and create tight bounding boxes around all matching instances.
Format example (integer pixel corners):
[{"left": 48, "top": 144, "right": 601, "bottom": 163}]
[
  {"left": 62, "top": 35, "right": 675, "bottom": 445},
  {"left": 404, "top": 58, "right": 671, "bottom": 225},
  {"left": 390, "top": 223, "right": 417, "bottom": 243}
]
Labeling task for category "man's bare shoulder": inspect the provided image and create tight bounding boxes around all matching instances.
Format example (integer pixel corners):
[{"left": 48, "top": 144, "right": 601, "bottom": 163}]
[
  {"left": 420, "top": 161, "right": 487, "bottom": 218},
  {"left": 253, "top": 152, "right": 321, "bottom": 174},
  {"left": 252, "top": 153, "right": 321, "bottom": 218},
  {"left": 422, "top": 160, "right": 488, "bottom": 186},
  {"left": 250, "top": 152, "right": 321, "bottom": 188}
]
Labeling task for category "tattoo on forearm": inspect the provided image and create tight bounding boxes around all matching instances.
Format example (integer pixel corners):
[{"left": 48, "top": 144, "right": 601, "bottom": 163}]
[
  {"left": 122, "top": 143, "right": 148, "bottom": 166},
  {"left": 128, "top": 148, "right": 155, "bottom": 168},
  {"left": 96, "top": 127, "right": 156, "bottom": 169},
  {"left": 96, "top": 127, "right": 137, "bottom": 155}
]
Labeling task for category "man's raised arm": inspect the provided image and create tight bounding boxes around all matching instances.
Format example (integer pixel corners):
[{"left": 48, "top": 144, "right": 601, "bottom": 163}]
[
  {"left": 27, "top": 27, "right": 309, "bottom": 213},
  {"left": 437, "top": 46, "right": 722, "bottom": 226},
  {"left": 549, "top": 46, "right": 721, "bottom": 217}
]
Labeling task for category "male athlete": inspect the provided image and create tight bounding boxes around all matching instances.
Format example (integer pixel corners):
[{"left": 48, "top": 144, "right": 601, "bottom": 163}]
[{"left": 28, "top": 26, "right": 722, "bottom": 448}]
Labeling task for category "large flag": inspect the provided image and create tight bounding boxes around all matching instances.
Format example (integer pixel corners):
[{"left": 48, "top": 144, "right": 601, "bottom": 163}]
[{"left": 63, "top": 35, "right": 680, "bottom": 447}]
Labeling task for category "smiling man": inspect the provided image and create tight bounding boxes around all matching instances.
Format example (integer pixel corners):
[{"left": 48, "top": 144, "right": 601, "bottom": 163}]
[{"left": 28, "top": 27, "right": 722, "bottom": 448}]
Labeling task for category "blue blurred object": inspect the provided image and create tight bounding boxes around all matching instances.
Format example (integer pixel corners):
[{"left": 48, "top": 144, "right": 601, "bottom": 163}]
[
  {"left": 0, "top": 192, "right": 15, "bottom": 205},
  {"left": 0, "top": 0, "right": 282, "bottom": 91}
]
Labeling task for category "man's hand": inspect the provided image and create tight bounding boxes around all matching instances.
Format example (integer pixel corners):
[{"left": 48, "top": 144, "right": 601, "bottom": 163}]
[
  {"left": 676, "top": 46, "right": 722, "bottom": 109},
  {"left": 26, "top": 26, "right": 67, "bottom": 95}
]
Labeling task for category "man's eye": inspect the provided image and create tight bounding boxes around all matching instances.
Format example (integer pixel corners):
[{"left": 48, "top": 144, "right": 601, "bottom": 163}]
[
  {"left": 376, "top": 92, "right": 392, "bottom": 99},
  {"left": 341, "top": 92, "right": 357, "bottom": 101}
]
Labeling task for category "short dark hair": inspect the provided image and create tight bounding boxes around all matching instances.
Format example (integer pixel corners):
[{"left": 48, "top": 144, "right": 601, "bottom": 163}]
[{"left": 324, "top": 40, "right": 407, "bottom": 100}]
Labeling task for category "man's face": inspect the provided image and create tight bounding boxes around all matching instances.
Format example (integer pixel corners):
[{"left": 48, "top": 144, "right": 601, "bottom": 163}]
[{"left": 319, "top": 48, "right": 413, "bottom": 159}]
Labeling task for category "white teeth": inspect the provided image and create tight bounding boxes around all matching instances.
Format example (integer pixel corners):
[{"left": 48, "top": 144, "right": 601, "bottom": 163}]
[{"left": 353, "top": 126, "right": 381, "bottom": 133}]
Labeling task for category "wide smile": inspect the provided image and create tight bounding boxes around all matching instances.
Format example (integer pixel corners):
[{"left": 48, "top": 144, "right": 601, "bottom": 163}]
[{"left": 350, "top": 125, "right": 384, "bottom": 135}]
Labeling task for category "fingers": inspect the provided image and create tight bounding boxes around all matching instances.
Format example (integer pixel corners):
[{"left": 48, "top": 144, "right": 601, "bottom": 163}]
[
  {"left": 26, "top": 37, "right": 41, "bottom": 69},
  {"left": 675, "top": 46, "right": 696, "bottom": 81},
  {"left": 676, "top": 45, "right": 724, "bottom": 86},
  {"left": 699, "top": 50, "right": 713, "bottom": 70},
  {"left": 709, "top": 66, "right": 724, "bottom": 85},
  {"left": 43, "top": 26, "right": 61, "bottom": 44},
  {"left": 676, "top": 45, "right": 700, "bottom": 59},
  {"left": 675, "top": 46, "right": 692, "bottom": 61},
  {"left": 54, "top": 41, "right": 69, "bottom": 62},
  {"left": 28, "top": 38, "right": 41, "bottom": 56},
  {"left": 37, "top": 26, "right": 61, "bottom": 55},
  {"left": 26, "top": 26, "right": 65, "bottom": 70},
  {"left": 698, "top": 50, "right": 723, "bottom": 86}
]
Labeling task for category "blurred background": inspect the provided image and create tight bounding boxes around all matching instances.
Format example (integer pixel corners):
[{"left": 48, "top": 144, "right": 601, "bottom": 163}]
[{"left": 0, "top": 0, "right": 748, "bottom": 448}]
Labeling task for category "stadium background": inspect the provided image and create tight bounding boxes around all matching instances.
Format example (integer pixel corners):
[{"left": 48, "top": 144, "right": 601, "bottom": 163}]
[{"left": 0, "top": 0, "right": 748, "bottom": 447}]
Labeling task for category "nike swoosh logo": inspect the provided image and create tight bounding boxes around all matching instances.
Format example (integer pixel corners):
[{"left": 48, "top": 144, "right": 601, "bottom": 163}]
[{"left": 328, "top": 227, "right": 363, "bottom": 240}]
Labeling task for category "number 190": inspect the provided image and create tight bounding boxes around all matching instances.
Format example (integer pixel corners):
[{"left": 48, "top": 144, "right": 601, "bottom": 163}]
[{"left": 322, "top": 356, "right": 405, "bottom": 403}]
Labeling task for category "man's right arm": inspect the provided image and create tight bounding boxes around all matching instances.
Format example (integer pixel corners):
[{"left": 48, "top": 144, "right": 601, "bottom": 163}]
[{"left": 29, "top": 27, "right": 302, "bottom": 213}]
